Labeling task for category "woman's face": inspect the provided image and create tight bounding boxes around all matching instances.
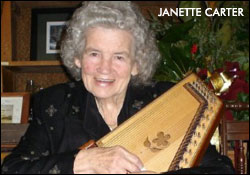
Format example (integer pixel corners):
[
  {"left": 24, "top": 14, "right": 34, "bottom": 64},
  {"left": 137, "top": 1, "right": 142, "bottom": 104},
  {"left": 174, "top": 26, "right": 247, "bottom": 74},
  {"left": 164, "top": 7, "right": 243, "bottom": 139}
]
[{"left": 75, "top": 27, "right": 138, "bottom": 100}]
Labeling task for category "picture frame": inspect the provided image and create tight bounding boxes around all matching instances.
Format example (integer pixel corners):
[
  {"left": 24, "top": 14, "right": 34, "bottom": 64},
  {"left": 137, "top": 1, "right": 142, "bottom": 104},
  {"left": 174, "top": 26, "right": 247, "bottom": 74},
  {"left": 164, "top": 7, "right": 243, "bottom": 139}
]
[
  {"left": 30, "top": 8, "right": 74, "bottom": 60},
  {"left": 46, "top": 21, "right": 66, "bottom": 54},
  {"left": 1, "top": 92, "right": 30, "bottom": 124}
]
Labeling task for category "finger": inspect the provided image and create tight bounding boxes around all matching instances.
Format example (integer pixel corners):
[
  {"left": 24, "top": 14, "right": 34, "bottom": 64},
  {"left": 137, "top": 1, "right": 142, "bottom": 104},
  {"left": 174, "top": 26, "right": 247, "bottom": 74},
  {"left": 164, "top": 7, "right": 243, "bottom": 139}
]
[
  {"left": 119, "top": 156, "right": 142, "bottom": 173},
  {"left": 122, "top": 148, "right": 144, "bottom": 168},
  {"left": 115, "top": 146, "right": 143, "bottom": 170}
]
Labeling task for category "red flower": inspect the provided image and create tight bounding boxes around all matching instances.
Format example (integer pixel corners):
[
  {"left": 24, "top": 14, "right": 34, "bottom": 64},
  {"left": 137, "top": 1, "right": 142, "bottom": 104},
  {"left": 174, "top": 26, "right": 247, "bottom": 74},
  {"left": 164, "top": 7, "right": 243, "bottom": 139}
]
[
  {"left": 220, "top": 79, "right": 249, "bottom": 101},
  {"left": 224, "top": 61, "right": 246, "bottom": 79},
  {"left": 225, "top": 61, "right": 240, "bottom": 72},
  {"left": 224, "top": 109, "right": 234, "bottom": 120},
  {"left": 191, "top": 44, "right": 198, "bottom": 54},
  {"left": 197, "top": 68, "right": 208, "bottom": 80},
  {"left": 235, "top": 70, "right": 246, "bottom": 80}
]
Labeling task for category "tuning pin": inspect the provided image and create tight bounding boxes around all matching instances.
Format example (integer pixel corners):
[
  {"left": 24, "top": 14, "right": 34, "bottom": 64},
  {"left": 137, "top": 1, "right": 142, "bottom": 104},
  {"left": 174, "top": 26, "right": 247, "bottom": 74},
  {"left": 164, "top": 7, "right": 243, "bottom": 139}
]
[
  {"left": 193, "top": 140, "right": 197, "bottom": 146},
  {"left": 201, "top": 115, "right": 205, "bottom": 121},
  {"left": 209, "top": 97, "right": 214, "bottom": 104},
  {"left": 213, "top": 98, "right": 217, "bottom": 105},
  {"left": 184, "top": 158, "right": 188, "bottom": 164},
  {"left": 197, "top": 123, "right": 202, "bottom": 128},
  {"left": 206, "top": 115, "right": 210, "bottom": 121},
  {"left": 202, "top": 123, "right": 206, "bottom": 129},
  {"left": 194, "top": 81, "right": 198, "bottom": 87},
  {"left": 208, "top": 106, "right": 213, "bottom": 112}
]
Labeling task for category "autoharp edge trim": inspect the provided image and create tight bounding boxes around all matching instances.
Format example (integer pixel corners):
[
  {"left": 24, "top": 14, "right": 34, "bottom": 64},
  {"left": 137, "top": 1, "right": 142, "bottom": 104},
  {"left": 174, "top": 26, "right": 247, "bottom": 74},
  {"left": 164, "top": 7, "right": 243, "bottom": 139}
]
[{"left": 168, "top": 81, "right": 209, "bottom": 171}]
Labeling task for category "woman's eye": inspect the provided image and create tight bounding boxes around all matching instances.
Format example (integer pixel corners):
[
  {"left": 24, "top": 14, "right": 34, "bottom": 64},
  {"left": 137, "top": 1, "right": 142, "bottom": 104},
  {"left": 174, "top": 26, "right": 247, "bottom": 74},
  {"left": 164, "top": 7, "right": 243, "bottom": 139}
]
[
  {"left": 115, "top": 56, "right": 124, "bottom": 60},
  {"left": 90, "top": 52, "right": 98, "bottom": 57}
]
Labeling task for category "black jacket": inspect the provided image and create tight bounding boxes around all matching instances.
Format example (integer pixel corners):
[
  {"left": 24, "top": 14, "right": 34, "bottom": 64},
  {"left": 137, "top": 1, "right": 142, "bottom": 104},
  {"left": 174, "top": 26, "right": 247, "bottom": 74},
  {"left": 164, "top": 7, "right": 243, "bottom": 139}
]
[{"left": 1, "top": 81, "right": 235, "bottom": 174}]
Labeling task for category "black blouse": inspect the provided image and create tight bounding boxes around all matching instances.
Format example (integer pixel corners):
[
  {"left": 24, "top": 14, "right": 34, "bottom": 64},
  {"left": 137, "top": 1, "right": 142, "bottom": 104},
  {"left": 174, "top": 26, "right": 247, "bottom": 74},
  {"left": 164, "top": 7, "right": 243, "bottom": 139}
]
[{"left": 1, "top": 81, "right": 235, "bottom": 174}]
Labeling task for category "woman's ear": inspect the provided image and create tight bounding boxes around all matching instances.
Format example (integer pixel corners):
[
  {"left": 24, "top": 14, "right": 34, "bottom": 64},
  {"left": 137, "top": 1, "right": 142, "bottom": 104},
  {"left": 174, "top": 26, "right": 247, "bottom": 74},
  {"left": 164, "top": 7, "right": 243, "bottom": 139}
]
[
  {"left": 74, "top": 58, "right": 82, "bottom": 68},
  {"left": 131, "top": 62, "right": 138, "bottom": 76}
]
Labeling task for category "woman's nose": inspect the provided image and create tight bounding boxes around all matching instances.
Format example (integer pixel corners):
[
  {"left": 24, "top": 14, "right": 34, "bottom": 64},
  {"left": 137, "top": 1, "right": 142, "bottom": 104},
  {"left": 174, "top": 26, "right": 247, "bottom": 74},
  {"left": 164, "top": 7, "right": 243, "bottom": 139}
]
[{"left": 97, "top": 58, "right": 112, "bottom": 74}]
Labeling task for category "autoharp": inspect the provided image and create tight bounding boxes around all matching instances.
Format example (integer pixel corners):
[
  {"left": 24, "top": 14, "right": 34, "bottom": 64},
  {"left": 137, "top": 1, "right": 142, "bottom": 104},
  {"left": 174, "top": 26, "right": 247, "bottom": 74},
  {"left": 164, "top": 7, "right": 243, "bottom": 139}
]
[{"left": 80, "top": 73, "right": 223, "bottom": 173}]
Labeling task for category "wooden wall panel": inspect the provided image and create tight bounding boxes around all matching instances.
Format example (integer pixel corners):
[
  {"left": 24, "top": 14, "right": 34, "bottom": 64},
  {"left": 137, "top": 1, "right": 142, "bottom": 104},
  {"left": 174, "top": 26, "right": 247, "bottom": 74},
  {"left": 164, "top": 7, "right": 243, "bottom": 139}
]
[
  {"left": 12, "top": 7, "right": 31, "bottom": 61},
  {"left": 2, "top": 68, "right": 14, "bottom": 92},
  {"left": 1, "top": 2, "right": 12, "bottom": 62},
  {"left": 15, "top": 72, "right": 70, "bottom": 92}
]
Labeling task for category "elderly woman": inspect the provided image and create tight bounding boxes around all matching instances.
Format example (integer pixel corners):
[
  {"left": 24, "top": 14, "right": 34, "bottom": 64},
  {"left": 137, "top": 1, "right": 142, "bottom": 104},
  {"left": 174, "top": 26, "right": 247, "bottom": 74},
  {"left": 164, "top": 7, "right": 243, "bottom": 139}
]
[{"left": 2, "top": 1, "right": 234, "bottom": 174}]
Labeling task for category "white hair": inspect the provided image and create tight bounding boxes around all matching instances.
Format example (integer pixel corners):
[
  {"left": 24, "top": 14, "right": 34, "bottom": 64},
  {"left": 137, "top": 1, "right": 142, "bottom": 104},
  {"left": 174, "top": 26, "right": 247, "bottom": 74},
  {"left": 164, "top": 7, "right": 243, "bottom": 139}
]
[{"left": 61, "top": 1, "right": 160, "bottom": 85}]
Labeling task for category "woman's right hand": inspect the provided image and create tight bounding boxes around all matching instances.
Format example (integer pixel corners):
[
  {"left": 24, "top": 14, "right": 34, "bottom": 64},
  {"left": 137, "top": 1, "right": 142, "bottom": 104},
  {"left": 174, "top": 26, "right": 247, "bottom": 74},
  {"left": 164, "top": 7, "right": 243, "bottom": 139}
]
[{"left": 73, "top": 146, "right": 144, "bottom": 174}]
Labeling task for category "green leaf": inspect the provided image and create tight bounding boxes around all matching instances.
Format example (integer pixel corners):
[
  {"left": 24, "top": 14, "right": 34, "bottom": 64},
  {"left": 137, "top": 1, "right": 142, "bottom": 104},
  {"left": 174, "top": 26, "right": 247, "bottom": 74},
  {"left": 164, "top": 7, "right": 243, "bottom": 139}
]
[
  {"left": 158, "top": 42, "right": 178, "bottom": 72},
  {"left": 170, "top": 46, "right": 195, "bottom": 74},
  {"left": 216, "top": 19, "right": 232, "bottom": 47},
  {"left": 237, "top": 93, "right": 249, "bottom": 103},
  {"left": 156, "top": 42, "right": 185, "bottom": 82},
  {"left": 233, "top": 110, "right": 249, "bottom": 121},
  {"left": 161, "top": 19, "right": 195, "bottom": 43},
  {"left": 235, "top": 30, "right": 249, "bottom": 41}
]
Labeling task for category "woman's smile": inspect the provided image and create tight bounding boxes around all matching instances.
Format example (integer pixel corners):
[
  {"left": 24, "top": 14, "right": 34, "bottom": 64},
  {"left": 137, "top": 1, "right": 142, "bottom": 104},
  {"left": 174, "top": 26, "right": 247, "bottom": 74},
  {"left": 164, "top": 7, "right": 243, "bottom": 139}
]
[{"left": 94, "top": 77, "right": 116, "bottom": 87}]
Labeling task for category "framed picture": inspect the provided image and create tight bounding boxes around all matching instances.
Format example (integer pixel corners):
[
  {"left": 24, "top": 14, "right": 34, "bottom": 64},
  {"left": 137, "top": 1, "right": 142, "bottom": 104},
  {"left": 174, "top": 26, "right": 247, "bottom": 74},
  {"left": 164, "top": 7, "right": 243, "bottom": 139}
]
[
  {"left": 30, "top": 8, "right": 74, "bottom": 60},
  {"left": 46, "top": 21, "right": 66, "bottom": 54},
  {"left": 1, "top": 92, "right": 30, "bottom": 124}
]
